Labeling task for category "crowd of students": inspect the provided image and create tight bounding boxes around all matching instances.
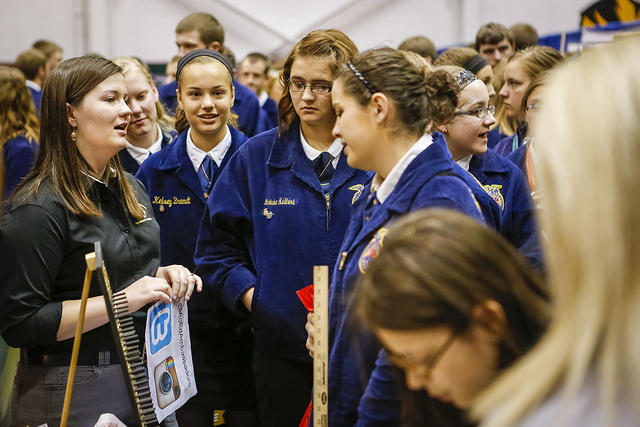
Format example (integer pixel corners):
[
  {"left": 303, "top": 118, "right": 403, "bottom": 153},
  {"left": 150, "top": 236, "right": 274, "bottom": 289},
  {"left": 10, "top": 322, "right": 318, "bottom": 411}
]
[{"left": 1, "top": 10, "right": 639, "bottom": 427}]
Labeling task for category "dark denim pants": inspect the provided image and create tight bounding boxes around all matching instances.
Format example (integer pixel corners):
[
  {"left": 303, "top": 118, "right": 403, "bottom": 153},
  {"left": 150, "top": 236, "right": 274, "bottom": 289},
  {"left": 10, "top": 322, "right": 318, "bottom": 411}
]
[{"left": 11, "top": 362, "right": 179, "bottom": 427}]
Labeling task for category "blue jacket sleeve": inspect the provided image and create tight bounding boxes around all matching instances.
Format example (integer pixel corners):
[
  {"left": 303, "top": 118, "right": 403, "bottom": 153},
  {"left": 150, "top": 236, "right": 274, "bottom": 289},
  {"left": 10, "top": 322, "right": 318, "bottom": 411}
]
[
  {"left": 194, "top": 151, "right": 257, "bottom": 316},
  {"left": 356, "top": 349, "right": 403, "bottom": 426},
  {"left": 3, "top": 138, "right": 37, "bottom": 199},
  {"left": 509, "top": 169, "right": 544, "bottom": 270}
]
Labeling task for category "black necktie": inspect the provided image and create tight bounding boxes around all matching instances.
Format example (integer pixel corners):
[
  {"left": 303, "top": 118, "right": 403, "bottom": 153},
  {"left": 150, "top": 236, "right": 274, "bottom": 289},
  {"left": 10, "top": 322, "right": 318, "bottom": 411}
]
[
  {"left": 198, "top": 155, "right": 218, "bottom": 192},
  {"left": 312, "top": 152, "right": 335, "bottom": 189}
]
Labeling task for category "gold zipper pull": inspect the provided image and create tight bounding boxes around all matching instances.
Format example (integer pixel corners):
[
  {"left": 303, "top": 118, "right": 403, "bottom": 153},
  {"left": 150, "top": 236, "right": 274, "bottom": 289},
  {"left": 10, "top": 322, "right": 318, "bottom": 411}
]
[{"left": 338, "top": 251, "right": 348, "bottom": 270}]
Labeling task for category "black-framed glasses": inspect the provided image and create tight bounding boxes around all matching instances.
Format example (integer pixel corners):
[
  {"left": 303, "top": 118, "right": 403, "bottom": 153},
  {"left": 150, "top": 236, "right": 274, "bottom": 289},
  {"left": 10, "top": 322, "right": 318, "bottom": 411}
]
[
  {"left": 287, "top": 80, "right": 332, "bottom": 94},
  {"left": 386, "top": 330, "right": 457, "bottom": 375},
  {"left": 454, "top": 105, "right": 495, "bottom": 119}
]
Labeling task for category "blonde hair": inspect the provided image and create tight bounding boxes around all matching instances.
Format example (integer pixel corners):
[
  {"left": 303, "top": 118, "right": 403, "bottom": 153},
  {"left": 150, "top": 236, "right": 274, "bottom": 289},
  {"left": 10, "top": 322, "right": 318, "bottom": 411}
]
[
  {"left": 495, "top": 46, "right": 564, "bottom": 136},
  {"left": 399, "top": 50, "right": 433, "bottom": 71},
  {"left": 111, "top": 56, "right": 175, "bottom": 134},
  {"left": 473, "top": 37, "right": 640, "bottom": 426},
  {"left": 0, "top": 66, "right": 40, "bottom": 204},
  {"left": 0, "top": 66, "right": 40, "bottom": 145}
]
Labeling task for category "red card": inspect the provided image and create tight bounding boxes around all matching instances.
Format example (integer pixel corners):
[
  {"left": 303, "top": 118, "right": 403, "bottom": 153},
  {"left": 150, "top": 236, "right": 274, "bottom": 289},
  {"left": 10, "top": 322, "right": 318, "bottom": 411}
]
[{"left": 296, "top": 284, "right": 315, "bottom": 312}]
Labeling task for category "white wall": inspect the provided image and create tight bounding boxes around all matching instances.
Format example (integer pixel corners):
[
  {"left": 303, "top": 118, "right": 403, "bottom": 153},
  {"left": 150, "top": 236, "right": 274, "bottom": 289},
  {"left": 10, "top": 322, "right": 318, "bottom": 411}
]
[{"left": 1, "top": 0, "right": 594, "bottom": 64}]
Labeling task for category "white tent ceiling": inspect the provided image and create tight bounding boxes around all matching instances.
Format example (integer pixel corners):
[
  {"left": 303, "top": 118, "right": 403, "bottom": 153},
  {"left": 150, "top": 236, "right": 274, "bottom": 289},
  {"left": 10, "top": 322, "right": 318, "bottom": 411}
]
[
  {"left": 175, "top": 0, "right": 396, "bottom": 60},
  {"left": 0, "top": 0, "right": 592, "bottom": 64}
]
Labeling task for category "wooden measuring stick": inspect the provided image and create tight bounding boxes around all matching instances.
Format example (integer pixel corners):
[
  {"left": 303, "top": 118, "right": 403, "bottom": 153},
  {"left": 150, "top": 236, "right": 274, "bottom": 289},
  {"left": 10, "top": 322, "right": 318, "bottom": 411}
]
[
  {"left": 60, "top": 252, "right": 96, "bottom": 427},
  {"left": 313, "top": 265, "right": 329, "bottom": 427}
]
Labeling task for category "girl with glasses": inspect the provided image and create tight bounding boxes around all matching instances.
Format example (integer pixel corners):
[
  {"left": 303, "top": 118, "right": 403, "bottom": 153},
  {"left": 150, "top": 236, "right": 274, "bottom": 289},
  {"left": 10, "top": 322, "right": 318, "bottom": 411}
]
[
  {"left": 435, "top": 66, "right": 542, "bottom": 270},
  {"left": 307, "top": 46, "right": 488, "bottom": 427},
  {"left": 507, "top": 72, "right": 549, "bottom": 208},
  {"left": 194, "top": 29, "right": 370, "bottom": 426},
  {"left": 353, "top": 208, "right": 549, "bottom": 426}
]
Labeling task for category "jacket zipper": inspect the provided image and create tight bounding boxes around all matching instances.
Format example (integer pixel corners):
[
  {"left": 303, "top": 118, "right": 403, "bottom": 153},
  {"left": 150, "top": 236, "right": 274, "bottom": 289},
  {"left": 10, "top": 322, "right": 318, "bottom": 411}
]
[{"left": 325, "top": 192, "right": 331, "bottom": 231}]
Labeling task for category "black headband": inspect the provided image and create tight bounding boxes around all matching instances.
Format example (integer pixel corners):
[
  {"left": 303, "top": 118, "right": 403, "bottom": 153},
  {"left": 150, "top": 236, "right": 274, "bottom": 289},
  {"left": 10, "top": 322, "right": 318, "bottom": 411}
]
[
  {"left": 347, "top": 62, "right": 379, "bottom": 94},
  {"left": 176, "top": 49, "right": 234, "bottom": 81},
  {"left": 455, "top": 69, "right": 479, "bottom": 91},
  {"left": 462, "top": 55, "right": 489, "bottom": 76}
]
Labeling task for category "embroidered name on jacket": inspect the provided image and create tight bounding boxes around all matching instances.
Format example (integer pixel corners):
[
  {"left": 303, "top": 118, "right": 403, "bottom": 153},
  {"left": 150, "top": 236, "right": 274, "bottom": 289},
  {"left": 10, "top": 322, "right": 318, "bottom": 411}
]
[
  {"left": 482, "top": 184, "right": 504, "bottom": 210},
  {"left": 264, "top": 197, "right": 297, "bottom": 206},
  {"left": 152, "top": 195, "right": 192, "bottom": 209},
  {"left": 359, "top": 228, "right": 389, "bottom": 274}
]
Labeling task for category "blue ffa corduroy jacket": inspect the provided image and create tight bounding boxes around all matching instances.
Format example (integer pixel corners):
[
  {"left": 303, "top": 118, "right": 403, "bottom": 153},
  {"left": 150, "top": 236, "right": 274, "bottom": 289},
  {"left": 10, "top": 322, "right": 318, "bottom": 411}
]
[
  {"left": 135, "top": 126, "right": 247, "bottom": 271},
  {"left": 158, "top": 79, "right": 266, "bottom": 137},
  {"left": 194, "top": 122, "right": 372, "bottom": 362},
  {"left": 493, "top": 125, "right": 527, "bottom": 157},
  {"left": 508, "top": 143, "right": 529, "bottom": 184},
  {"left": 120, "top": 132, "right": 172, "bottom": 175},
  {"left": 355, "top": 148, "right": 544, "bottom": 426},
  {"left": 261, "top": 96, "right": 279, "bottom": 130},
  {"left": 2, "top": 135, "right": 38, "bottom": 200},
  {"left": 28, "top": 86, "right": 42, "bottom": 116},
  {"left": 468, "top": 149, "right": 543, "bottom": 269},
  {"left": 326, "top": 138, "right": 485, "bottom": 427},
  {"left": 431, "top": 133, "right": 501, "bottom": 232},
  {"left": 136, "top": 125, "right": 254, "bottom": 406},
  {"left": 487, "top": 125, "right": 506, "bottom": 150}
]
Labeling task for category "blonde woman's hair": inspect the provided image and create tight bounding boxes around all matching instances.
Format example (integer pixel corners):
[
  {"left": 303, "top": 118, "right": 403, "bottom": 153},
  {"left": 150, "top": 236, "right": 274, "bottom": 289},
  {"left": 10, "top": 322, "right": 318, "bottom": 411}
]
[
  {"left": 111, "top": 56, "right": 175, "bottom": 134},
  {"left": 0, "top": 66, "right": 40, "bottom": 145},
  {"left": 399, "top": 50, "right": 434, "bottom": 71},
  {"left": 0, "top": 66, "right": 40, "bottom": 204},
  {"left": 472, "top": 36, "right": 640, "bottom": 426}
]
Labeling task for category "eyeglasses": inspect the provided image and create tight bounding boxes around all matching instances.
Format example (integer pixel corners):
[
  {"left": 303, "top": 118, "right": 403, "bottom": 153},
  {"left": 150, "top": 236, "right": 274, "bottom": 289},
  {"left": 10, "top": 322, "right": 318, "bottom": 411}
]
[
  {"left": 287, "top": 80, "right": 332, "bottom": 94},
  {"left": 454, "top": 105, "right": 495, "bottom": 119},
  {"left": 386, "top": 330, "right": 457, "bottom": 376}
]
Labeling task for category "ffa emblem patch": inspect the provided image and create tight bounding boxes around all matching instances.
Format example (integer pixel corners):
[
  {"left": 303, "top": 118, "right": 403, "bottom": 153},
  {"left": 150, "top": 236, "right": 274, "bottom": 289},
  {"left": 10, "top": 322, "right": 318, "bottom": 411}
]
[
  {"left": 349, "top": 184, "right": 365, "bottom": 204},
  {"left": 358, "top": 228, "right": 389, "bottom": 274},
  {"left": 483, "top": 184, "right": 505, "bottom": 210}
]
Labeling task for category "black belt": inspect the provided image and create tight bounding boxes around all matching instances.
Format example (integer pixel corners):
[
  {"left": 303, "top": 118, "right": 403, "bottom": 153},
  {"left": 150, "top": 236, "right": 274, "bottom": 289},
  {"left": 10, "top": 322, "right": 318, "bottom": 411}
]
[{"left": 20, "top": 348, "right": 118, "bottom": 366}]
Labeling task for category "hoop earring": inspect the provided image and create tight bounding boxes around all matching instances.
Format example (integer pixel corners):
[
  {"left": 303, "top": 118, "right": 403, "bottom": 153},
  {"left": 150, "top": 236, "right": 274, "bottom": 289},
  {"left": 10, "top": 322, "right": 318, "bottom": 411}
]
[{"left": 71, "top": 129, "right": 77, "bottom": 142}]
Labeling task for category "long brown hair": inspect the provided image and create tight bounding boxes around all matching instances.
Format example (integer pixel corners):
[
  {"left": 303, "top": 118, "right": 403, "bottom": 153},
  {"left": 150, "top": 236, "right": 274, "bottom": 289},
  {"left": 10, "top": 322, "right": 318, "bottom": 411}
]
[
  {"left": 355, "top": 208, "right": 549, "bottom": 360},
  {"left": 12, "top": 56, "right": 144, "bottom": 219},
  {"left": 335, "top": 47, "right": 459, "bottom": 138},
  {"left": 0, "top": 66, "right": 40, "bottom": 204},
  {"left": 278, "top": 29, "right": 358, "bottom": 135},
  {"left": 0, "top": 66, "right": 40, "bottom": 145}
]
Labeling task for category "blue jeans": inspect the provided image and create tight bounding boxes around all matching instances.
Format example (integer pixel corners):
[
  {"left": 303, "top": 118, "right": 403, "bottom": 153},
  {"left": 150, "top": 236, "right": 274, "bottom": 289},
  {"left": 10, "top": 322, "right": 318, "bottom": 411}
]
[{"left": 11, "top": 362, "right": 178, "bottom": 427}]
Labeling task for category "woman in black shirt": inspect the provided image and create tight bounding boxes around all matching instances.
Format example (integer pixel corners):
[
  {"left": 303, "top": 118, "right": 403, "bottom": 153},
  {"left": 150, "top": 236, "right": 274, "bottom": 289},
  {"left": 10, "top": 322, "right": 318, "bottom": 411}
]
[{"left": 0, "top": 55, "right": 201, "bottom": 426}]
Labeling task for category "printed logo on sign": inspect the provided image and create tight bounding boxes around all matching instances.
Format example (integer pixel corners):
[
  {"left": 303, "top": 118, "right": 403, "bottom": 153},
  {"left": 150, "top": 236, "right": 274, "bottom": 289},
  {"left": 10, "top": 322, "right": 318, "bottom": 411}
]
[{"left": 149, "top": 302, "right": 171, "bottom": 354}]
